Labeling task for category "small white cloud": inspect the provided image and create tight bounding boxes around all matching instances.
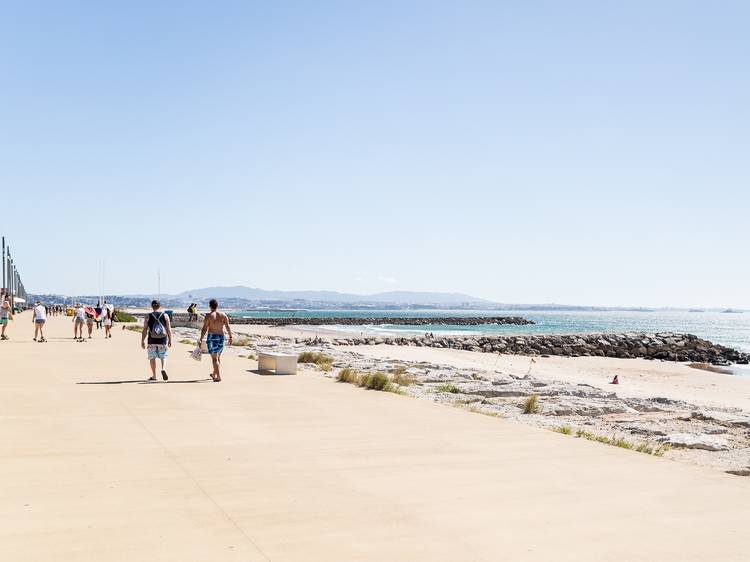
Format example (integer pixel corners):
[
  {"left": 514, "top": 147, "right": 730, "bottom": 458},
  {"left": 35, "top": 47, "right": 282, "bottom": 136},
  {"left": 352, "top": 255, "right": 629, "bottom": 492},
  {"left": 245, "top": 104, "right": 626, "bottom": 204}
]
[{"left": 377, "top": 276, "right": 397, "bottom": 284}]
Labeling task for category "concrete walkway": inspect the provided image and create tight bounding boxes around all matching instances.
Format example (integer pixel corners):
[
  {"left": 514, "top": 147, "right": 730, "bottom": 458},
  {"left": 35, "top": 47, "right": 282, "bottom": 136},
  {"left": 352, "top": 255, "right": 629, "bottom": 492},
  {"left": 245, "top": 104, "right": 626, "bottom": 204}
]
[{"left": 1, "top": 316, "right": 749, "bottom": 561}]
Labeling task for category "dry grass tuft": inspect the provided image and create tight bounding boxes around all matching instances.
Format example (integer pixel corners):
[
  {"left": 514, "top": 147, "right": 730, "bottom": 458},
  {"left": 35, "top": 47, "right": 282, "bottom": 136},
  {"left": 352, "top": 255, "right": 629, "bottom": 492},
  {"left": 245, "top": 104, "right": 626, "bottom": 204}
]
[
  {"left": 336, "top": 368, "right": 361, "bottom": 384},
  {"left": 359, "top": 372, "right": 392, "bottom": 391},
  {"left": 298, "top": 352, "right": 333, "bottom": 366},
  {"left": 522, "top": 394, "right": 541, "bottom": 414}
]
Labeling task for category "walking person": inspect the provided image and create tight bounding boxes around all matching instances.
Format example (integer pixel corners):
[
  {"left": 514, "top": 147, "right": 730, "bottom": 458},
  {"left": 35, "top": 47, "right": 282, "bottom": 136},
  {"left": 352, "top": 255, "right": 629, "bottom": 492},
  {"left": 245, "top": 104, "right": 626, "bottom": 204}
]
[
  {"left": 94, "top": 302, "right": 103, "bottom": 330},
  {"left": 103, "top": 306, "right": 113, "bottom": 338},
  {"left": 141, "top": 300, "right": 172, "bottom": 381},
  {"left": 73, "top": 303, "right": 86, "bottom": 341},
  {"left": 1, "top": 295, "right": 13, "bottom": 340},
  {"left": 85, "top": 309, "right": 95, "bottom": 338},
  {"left": 32, "top": 300, "right": 47, "bottom": 342},
  {"left": 199, "top": 298, "right": 233, "bottom": 382}
]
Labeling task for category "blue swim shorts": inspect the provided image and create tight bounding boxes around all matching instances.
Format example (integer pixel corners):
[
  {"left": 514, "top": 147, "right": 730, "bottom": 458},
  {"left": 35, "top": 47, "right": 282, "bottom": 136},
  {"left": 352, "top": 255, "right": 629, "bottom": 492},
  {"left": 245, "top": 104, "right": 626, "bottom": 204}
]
[
  {"left": 206, "top": 333, "right": 225, "bottom": 355},
  {"left": 147, "top": 344, "right": 168, "bottom": 360}
]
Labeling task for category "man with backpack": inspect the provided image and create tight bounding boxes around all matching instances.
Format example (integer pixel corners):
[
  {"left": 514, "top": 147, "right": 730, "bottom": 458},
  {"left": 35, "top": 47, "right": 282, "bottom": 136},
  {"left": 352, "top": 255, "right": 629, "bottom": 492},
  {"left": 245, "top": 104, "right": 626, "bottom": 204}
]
[{"left": 141, "top": 299, "right": 172, "bottom": 381}]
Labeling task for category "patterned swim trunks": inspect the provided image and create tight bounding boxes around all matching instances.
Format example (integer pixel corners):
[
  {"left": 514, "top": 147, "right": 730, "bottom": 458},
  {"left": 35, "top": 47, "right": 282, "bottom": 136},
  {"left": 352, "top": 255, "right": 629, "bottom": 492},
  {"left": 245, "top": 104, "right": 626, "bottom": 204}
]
[
  {"left": 147, "top": 344, "right": 168, "bottom": 360},
  {"left": 206, "top": 333, "right": 225, "bottom": 354}
]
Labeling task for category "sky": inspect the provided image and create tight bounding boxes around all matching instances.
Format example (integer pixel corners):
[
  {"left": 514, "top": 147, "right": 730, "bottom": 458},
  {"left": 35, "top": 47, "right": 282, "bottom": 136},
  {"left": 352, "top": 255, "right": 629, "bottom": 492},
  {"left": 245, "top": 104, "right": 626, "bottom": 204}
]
[{"left": 1, "top": 1, "right": 748, "bottom": 308}]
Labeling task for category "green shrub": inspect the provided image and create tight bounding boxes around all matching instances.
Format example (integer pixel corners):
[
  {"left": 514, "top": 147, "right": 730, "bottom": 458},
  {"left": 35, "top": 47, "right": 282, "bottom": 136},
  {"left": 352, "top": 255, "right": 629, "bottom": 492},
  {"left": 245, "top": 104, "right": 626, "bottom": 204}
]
[
  {"left": 522, "top": 394, "right": 541, "bottom": 414},
  {"left": 436, "top": 383, "right": 461, "bottom": 394},
  {"left": 554, "top": 425, "right": 573, "bottom": 435},
  {"left": 358, "top": 372, "right": 392, "bottom": 391},
  {"left": 114, "top": 309, "right": 136, "bottom": 322}
]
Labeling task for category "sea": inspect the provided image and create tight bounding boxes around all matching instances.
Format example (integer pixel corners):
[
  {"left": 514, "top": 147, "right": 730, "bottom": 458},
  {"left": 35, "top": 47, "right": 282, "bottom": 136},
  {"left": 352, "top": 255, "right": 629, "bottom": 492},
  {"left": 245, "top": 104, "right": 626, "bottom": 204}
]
[{"left": 230, "top": 309, "right": 750, "bottom": 353}]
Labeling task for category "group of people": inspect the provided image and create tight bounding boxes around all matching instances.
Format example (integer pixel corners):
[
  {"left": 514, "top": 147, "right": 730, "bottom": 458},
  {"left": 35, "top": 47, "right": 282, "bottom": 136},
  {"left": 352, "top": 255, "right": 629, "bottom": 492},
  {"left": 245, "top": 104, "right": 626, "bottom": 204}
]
[
  {"left": 72, "top": 302, "right": 115, "bottom": 341},
  {"left": 3, "top": 295, "right": 234, "bottom": 383},
  {"left": 140, "top": 298, "right": 232, "bottom": 382},
  {"left": 0, "top": 296, "right": 118, "bottom": 343}
]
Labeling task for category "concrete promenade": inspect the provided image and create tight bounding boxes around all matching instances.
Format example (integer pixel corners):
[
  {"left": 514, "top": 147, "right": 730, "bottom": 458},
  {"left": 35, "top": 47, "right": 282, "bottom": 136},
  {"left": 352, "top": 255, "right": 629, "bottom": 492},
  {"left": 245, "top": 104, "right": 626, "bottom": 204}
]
[{"left": 1, "top": 316, "right": 749, "bottom": 561}]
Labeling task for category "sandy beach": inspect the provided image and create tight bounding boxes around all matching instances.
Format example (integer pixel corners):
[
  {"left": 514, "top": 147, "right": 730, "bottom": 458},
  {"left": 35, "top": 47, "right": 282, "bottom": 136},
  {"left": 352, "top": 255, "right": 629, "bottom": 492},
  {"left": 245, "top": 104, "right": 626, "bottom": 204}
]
[
  {"left": 1, "top": 315, "right": 750, "bottom": 560},
  {"left": 226, "top": 323, "right": 750, "bottom": 411}
]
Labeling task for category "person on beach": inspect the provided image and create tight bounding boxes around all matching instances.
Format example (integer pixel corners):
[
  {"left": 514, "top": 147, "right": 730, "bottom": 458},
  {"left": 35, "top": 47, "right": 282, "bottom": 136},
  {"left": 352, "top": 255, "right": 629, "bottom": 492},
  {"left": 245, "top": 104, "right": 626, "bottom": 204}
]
[
  {"left": 32, "top": 300, "right": 47, "bottom": 342},
  {"left": 103, "top": 307, "right": 113, "bottom": 338},
  {"left": 199, "top": 298, "right": 232, "bottom": 382},
  {"left": 73, "top": 303, "right": 86, "bottom": 341},
  {"left": 141, "top": 299, "right": 172, "bottom": 381},
  {"left": 1, "top": 295, "right": 13, "bottom": 340}
]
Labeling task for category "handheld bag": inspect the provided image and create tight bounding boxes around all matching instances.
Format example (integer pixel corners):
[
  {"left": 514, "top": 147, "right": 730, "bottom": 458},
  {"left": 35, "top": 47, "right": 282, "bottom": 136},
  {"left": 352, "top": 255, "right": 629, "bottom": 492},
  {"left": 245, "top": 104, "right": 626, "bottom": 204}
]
[{"left": 190, "top": 344, "right": 202, "bottom": 361}]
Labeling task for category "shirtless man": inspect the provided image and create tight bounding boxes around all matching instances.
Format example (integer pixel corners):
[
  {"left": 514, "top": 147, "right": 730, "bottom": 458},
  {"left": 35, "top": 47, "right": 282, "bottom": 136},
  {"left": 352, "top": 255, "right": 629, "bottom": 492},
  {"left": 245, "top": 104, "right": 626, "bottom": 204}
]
[{"left": 199, "top": 298, "right": 232, "bottom": 382}]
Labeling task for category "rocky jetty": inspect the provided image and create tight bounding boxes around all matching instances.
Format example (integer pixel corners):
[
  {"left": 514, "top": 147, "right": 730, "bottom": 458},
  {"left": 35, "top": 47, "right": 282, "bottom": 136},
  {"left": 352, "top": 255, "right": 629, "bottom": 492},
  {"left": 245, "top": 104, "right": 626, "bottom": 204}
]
[
  {"left": 168, "top": 313, "right": 534, "bottom": 327},
  {"left": 328, "top": 332, "right": 749, "bottom": 365}
]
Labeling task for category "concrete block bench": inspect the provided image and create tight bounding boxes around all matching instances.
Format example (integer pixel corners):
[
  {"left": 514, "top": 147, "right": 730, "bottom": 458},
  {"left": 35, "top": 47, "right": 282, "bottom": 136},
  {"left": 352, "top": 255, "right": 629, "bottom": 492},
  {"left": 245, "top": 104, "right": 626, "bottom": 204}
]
[{"left": 258, "top": 351, "right": 297, "bottom": 375}]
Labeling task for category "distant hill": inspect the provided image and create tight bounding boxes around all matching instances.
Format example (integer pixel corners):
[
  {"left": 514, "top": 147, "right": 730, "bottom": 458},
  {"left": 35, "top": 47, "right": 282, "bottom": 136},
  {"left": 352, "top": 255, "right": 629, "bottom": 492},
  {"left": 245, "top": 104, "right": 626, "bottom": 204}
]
[{"left": 177, "top": 286, "right": 491, "bottom": 305}]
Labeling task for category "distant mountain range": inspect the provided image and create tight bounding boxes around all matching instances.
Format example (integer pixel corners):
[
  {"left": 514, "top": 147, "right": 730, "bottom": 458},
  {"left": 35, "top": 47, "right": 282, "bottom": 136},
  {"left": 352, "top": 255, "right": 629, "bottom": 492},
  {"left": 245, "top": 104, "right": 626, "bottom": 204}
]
[{"left": 178, "top": 286, "right": 491, "bottom": 305}]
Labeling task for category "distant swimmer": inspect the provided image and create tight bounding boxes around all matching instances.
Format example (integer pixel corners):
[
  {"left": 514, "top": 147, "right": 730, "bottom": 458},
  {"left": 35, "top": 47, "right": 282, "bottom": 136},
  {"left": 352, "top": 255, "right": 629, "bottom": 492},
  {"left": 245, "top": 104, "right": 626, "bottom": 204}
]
[
  {"left": 73, "top": 303, "right": 86, "bottom": 341},
  {"left": 32, "top": 300, "right": 47, "bottom": 342},
  {"left": 141, "top": 299, "right": 172, "bottom": 381},
  {"left": 1, "top": 295, "right": 12, "bottom": 340},
  {"left": 199, "top": 298, "right": 233, "bottom": 382}
]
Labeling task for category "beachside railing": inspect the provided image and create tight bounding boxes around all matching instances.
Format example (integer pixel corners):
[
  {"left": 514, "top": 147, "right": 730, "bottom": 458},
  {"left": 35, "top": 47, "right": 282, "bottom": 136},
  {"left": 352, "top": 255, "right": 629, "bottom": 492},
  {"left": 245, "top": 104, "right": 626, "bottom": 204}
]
[{"left": 1, "top": 236, "right": 28, "bottom": 306}]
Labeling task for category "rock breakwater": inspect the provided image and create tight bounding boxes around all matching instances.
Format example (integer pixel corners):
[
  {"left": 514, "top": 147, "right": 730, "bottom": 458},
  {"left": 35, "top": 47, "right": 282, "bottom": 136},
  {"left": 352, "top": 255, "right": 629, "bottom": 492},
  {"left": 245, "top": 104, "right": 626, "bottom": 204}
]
[
  {"left": 328, "top": 332, "right": 749, "bottom": 365},
  {"left": 169, "top": 314, "right": 534, "bottom": 327}
]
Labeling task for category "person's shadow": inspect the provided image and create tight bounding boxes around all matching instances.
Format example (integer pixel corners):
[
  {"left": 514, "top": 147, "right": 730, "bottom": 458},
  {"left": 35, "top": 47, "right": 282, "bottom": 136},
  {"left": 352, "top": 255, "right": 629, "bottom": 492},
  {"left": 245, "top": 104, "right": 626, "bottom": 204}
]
[{"left": 77, "top": 378, "right": 212, "bottom": 385}]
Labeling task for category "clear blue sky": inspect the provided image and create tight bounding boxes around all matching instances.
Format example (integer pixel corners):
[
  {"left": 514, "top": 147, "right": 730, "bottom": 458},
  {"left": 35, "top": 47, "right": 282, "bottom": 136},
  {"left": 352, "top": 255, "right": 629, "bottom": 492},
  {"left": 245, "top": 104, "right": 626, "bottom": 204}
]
[{"left": 1, "top": 1, "right": 748, "bottom": 307}]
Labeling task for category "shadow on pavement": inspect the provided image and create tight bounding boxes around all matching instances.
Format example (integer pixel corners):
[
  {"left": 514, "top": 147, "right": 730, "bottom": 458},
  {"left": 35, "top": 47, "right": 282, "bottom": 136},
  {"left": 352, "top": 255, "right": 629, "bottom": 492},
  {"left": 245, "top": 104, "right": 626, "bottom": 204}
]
[
  {"left": 246, "top": 369, "right": 295, "bottom": 376},
  {"left": 77, "top": 379, "right": 213, "bottom": 385}
]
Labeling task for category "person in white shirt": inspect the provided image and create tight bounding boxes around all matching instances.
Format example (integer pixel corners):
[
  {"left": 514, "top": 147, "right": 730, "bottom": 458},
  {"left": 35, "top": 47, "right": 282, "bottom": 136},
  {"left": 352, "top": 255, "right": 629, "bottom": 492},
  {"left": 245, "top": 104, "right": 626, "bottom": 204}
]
[
  {"left": 73, "top": 303, "right": 86, "bottom": 341},
  {"left": 33, "top": 300, "right": 47, "bottom": 342},
  {"left": 1, "top": 295, "right": 13, "bottom": 340}
]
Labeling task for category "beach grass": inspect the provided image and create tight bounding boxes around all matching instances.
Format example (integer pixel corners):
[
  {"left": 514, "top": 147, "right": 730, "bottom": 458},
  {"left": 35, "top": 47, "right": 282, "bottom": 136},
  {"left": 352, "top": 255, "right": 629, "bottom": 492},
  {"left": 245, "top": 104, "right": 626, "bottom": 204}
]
[
  {"left": 436, "top": 383, "right": 461, "bottom": 394},
  {"left": 391, "top": 371, "right": 416, "bottom": 386},
  {"left": 335, "top": 368, "right": 404, "bottom": 393},
  {"left": 465, "top": 405, "right": 505, "bottom": 418},
  {"left": 572, "top": 429, "right": 670, "bottom": 456},
  {"left": 298, "top": 351, "right": 333, "bottom": 367},
  {"left": 554, "top": 425, "right": 573, "bottom": 435},
  {"left": 336, "top": 368, "right": 360, "bottom": 384},
  {"left": 359, "top": 372, "right": 392, "bottom": 391},
  {"left": 522, "top": 394, "right": 541, "bottom": 414}
]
